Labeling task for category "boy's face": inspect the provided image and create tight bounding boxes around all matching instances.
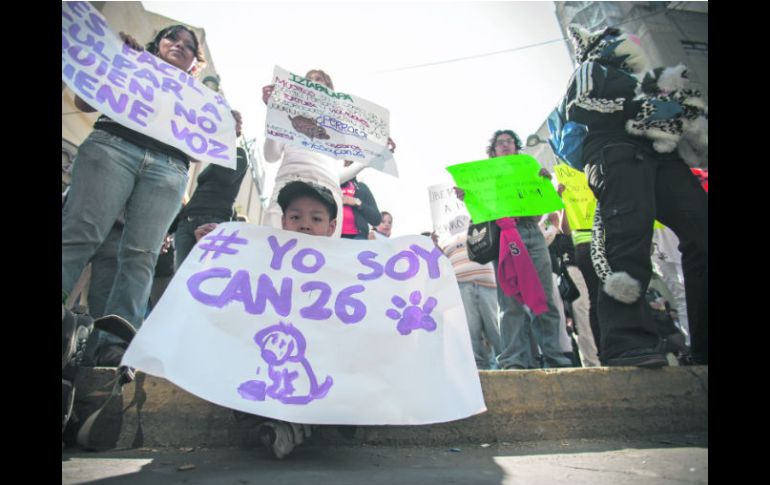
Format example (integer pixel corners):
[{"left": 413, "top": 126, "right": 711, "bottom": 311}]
[{"left": 281, "top": 196, "right": 336, "bottom": 237}]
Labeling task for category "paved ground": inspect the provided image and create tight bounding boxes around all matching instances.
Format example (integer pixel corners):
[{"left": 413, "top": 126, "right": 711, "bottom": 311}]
[{"left": 62, "top": 434, "right": 707, "bottom": 484}]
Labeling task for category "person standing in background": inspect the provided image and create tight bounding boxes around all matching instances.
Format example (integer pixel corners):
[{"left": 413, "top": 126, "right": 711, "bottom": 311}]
[
  {"left": 369, "top": 211, "right": 393, "bottom": 239},
  {"left": 340, "top": 160, "right": 382, "bottom": 240}
]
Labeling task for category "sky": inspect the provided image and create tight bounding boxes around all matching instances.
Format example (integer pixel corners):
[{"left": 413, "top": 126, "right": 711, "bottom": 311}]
[{"left": 142, "top": 0, "right": 576, "bottom": 237}]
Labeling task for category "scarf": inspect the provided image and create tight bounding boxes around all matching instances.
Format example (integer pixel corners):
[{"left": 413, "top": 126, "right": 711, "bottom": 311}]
[{"left": 496, "top": 217, "right": 548, "bottom": 315}]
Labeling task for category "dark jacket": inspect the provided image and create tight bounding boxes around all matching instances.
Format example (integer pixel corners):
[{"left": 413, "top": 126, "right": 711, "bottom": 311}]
[
  {"left": 345, "top": 179, "right": 381, "bottom": 236},
  {"left": 179, "top": 147, "right": 248, "bottom": 222}
]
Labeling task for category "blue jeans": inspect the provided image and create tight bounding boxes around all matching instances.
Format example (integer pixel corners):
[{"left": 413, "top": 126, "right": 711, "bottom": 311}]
[
  {"left": 494, "top": 222, "right": 573, "bottom": 369},
  {"left": 62, "top": 128, "right": 188, "bottom": 330},
  {"left": 458, "top": 282, "right": 501, "bottom": 369},
  {"left": 86, "top": 221, "right": 122, "bottom": 319},
  {"left": 81, "top": 221, "right": 122, "bottom": 365},
  {"left": 174, "top": 214, "right": 229, "bottom": 270}
]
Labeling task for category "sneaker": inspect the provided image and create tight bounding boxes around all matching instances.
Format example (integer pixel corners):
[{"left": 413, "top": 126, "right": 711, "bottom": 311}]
[
  {"left": 257, "top": 420, "right": 311, "bottom": 459},
  {"left": 258, "top": 421, "right": 294, "bottom": 459},
  {"left": 605, "top": 348, "right": 668, "bottom": 368}
]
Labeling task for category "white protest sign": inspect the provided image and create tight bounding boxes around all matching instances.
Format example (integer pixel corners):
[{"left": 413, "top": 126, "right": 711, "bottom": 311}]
[
  {"left": 265, "top": 65, "right": 398, "bottom": 177},
  {"left": 61, "top": 1, "right": 237, "bottom": 168},
  {"left": 123, "top": 223, "right": 486, "bottom": 425},
  {"left": 428, "top": 183, "right": 470, "bottom": 246}
]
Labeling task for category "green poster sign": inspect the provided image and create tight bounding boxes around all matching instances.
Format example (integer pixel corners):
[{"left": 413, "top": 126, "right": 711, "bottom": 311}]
[{"left": 446, "top": 154, "right": 564, "bottom": 223}]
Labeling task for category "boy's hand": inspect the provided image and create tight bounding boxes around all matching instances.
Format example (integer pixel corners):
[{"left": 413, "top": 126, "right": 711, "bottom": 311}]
[
  {"left": 194, "top": 223, "right": 219, "bottom": 242},
  {"left": 160, "top": 234, "right": 173, "bottom": 254}
]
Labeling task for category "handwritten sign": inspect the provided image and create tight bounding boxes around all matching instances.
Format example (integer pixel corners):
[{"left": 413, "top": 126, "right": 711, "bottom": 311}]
[
  {"left": 61, "top": 1, "right": 237, "bottom": 168},
  {"left": 123, "top": 223, "right": 486, "bottom": 425},
  {"left": 265, "top": 65, "right": 398, "bottom": 177},
  {"left": 428, "top": 183, "right": 470, "bottom": 245},
  {"left": 553, "top": 163, "right": 596, "bottom": 231},
  {"left": 446, "top": 154, "right": 564, "bottom": 223},
  {"left": 552, "top": 164, "right": 666, "bottom": 230}
]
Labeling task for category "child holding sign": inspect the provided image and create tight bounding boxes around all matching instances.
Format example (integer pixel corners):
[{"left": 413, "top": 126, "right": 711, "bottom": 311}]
[{"left": 193, "top": 180, "right": 337, "bottom": 459}]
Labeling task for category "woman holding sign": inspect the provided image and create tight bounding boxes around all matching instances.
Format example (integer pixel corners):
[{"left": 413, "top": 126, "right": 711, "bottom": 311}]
[
  {"left": 456, "top": 130, "right": 573, "bottom": 370},
  {"left": 261, "top": 69, "right": 395, "bottom": 238},
  {"left": 62, "top": 26, "right": 207, "bottom": 363}
]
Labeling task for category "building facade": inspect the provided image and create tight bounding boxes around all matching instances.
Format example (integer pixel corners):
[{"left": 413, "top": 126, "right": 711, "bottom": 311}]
[
  {"left": 526, "top": 1, "right": 708, "bottom": 170},
  {"left": 554, "top": 1, "right": 708, "bottom": 101}
]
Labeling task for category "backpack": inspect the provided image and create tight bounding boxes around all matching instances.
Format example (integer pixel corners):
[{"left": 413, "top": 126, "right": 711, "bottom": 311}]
[{"left": 547, "top": 104, "right": 589, "bottom": 171}]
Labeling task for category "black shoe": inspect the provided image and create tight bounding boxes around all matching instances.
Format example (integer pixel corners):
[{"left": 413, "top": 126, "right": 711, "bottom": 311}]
[{"left": 605, "top": 348, "right": 668, "bottom": 368}]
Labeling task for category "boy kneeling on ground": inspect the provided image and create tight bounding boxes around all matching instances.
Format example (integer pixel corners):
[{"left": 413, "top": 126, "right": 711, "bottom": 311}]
[{"left": 194, "top": 180, "right": 337, "bottom": 458}]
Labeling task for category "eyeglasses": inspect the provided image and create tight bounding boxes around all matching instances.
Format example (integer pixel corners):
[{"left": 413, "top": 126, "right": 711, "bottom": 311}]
[{"left": 494, "top": 138, "right": 517, "bottom": 147}]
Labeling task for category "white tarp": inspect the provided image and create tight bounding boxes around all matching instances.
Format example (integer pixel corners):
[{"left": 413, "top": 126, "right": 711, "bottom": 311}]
[
  {"left": 61, "top": 1, "right": 237, "bottom": 168},
  {"left": 123, "top": 223, "right": 486, "bottom": 425},
  {"left": 265, "top": 65, "right": 398, "bottom": 177}
]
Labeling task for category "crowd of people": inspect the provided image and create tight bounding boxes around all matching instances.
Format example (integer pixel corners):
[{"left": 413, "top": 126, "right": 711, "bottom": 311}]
[{"left": 62, "top": 22, "right": 707, "bottom": 459}]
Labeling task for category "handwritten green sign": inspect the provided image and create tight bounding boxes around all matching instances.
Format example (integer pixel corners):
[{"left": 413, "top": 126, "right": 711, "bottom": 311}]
[
  {"left": 553, "top": 163, "right": 596, "bottom": 231},
  {"left": 446, "top": 154, "right": 564, "bottom": 223}
]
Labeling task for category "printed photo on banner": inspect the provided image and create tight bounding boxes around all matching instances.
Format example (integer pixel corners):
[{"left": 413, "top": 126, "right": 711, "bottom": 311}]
[
  {"left": 265, "top": 65, "right": 398, "bottom": 177},
  {"left": 446, "top": 154, "right": 564, "bottom": 223},
  {"left": 428, "top": 183, "right": 470, "bottom": 246},
  {"left": 61, "top": 1, "right": 238, "bottom": 168},
  {"left": 122, "top": 223, "right": 486, "bottom": 425}
]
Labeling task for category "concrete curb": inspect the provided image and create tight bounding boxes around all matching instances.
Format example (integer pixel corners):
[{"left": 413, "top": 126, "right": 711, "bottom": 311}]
[{"left": 72, "top": 366, "right": 707, "bottom": 449}]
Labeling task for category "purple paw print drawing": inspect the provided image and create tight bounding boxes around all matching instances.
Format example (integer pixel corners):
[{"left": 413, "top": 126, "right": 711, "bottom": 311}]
[{"left": 386, "top": 291, "right": 438, "bottom": 335}]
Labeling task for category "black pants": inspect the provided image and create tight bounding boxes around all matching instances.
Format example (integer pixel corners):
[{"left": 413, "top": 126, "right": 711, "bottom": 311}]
[
  {"left": 341, "top": 233, "right": 369, "bottom": 240},
  {"left": 585, "top": 143, "right": 708, "bottom": 363}
]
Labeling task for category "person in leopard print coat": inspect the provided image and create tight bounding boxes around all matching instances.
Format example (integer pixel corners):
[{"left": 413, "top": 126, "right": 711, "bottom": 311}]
[{"left": 557, "top": 24, "right": 708, "bottom": 367}]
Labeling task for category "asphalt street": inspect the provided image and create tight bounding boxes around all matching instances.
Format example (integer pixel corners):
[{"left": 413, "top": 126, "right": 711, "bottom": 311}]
[{"left": 62, "top": 434, "right": 707, "bottom": 485}]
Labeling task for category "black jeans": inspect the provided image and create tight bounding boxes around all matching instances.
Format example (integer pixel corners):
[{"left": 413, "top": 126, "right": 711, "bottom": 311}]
[
  {"left": 585, "top": 143, "right": 708, "bottom": 363},
  {"left": 341, "top": 233, "right": 369, "bottom": 240}
]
